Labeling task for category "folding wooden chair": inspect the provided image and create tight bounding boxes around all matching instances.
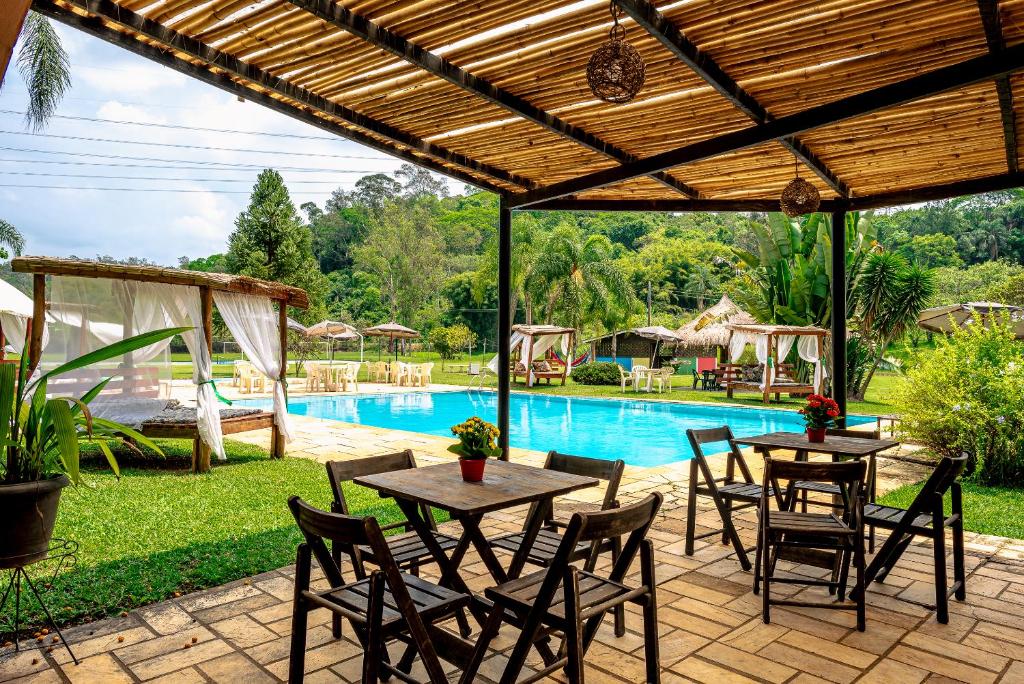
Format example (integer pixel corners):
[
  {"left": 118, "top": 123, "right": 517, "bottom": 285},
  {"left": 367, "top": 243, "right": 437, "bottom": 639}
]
[
  {"left": 325, "top": 450, "right": 470, "bottom": 637},
  {"left": 287, "top": 497, "right": 471, "bottom": 684},
  {"left": 754, "top": 458, "right": 868, "bottom": 631},
  {"left": 685, "top": 426, "right": 765, "bottom": 570},
  {"left": 857, "top": 454, "right": 967, "bottom": 623},
  {"left": 489, "top": 451, "right": 627, "bottom": 636},
  {"left": 461, "top": 492, "right": 663, "bottom": 684}
]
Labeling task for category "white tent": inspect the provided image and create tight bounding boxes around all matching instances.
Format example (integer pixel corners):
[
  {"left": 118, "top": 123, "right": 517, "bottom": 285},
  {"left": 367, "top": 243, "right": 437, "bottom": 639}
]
[{"left": 0, "top": 278, "right": 45, "bottom": 354}]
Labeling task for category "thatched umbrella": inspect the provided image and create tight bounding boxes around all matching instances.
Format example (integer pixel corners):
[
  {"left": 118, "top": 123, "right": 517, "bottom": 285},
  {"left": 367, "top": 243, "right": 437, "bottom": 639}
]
[
  {"left": 674, "top": 295, "right": 755, "bottom": 356},
  {"left": 363, "top": 321, "right": 419, "bottom": 360},
  {"left": 918, "top": 302, "right": 1024, "bottom": 339}
]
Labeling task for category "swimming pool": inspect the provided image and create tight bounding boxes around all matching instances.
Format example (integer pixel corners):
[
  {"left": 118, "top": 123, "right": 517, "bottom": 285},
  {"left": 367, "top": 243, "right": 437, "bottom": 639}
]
[{"left": 243, "top": 391, "right": 873, "bottom": 467}]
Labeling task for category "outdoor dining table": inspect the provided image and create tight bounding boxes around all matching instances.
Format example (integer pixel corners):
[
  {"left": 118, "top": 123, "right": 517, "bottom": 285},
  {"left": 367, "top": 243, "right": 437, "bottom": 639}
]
[{"left": 353, "top": 459, "right": 598, "bottom": 623}]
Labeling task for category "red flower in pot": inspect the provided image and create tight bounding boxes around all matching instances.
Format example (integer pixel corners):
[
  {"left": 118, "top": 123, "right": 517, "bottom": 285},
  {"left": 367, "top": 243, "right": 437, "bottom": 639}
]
[
  {"left": 448, "top": 416, "right": 501, "bottom": 481},
  {"left": 798, "top": 394, "right": 841, "bottom": 442}
]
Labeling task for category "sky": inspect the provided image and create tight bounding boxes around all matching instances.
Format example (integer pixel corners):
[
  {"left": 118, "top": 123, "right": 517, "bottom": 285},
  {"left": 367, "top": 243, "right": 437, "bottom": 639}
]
[{"left": 0, "top": 20, "right": 459, "bottom": 266}]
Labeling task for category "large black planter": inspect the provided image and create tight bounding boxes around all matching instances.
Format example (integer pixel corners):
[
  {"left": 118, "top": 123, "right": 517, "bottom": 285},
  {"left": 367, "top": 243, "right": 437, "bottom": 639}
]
[{"left": 0, "top": 476, "right": 69, "bottom": 569}]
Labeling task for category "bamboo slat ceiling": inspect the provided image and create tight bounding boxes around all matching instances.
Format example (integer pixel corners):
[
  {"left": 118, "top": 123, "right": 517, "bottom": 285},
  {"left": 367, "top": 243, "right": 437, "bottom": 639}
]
[{"left": 33, "top": 0, "right": 1024, "bottom": 207}]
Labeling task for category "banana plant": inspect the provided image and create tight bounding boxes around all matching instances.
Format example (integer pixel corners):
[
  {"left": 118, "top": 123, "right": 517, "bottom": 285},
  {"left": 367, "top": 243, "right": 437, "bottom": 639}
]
[{"left": 2, "top": 326, "right": 191, "bottom": 484}]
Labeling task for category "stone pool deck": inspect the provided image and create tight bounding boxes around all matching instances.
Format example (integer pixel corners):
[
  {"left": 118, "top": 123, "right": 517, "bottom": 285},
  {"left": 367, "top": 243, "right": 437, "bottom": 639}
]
[{"left": 3, "top": 387, "right": 1024, "bottom": 683}]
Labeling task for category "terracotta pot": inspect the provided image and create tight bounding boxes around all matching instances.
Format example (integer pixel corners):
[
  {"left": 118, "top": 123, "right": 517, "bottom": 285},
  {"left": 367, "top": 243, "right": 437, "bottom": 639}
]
[
  {"left": 806, "top": 427, "right": 827, "bottom": 443},
  {"left": 459, "top": 458, "right": 486, "bottom": 482},
  {"left": 0, "top": 476, "right": 69, "bottom": 569}
]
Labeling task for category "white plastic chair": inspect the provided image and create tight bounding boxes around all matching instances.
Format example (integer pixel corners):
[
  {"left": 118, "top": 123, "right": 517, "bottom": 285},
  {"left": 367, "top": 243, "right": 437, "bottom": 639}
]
[{"left": 651, "top": 367, "right": 674, "bottom": 393}]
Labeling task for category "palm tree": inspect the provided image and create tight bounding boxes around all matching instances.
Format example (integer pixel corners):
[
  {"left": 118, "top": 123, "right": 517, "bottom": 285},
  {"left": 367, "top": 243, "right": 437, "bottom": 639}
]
[
  {"left": 848, "top": 252, "right": 935, "bottom": 400},
  {"left": 7, "top": 13, "right": 71, "bottom": 131},
  {"left": 530, "top": 224, "right": 636, "bottom": 331},
  {"left": 0, "top": 219, "right": 25, "bottom": 260},
  {"left": 682, "top": 264, "right": 719, "bottom": 310},
  {"left": 473, "top": 216, "right": 542, "bottom": 324}
]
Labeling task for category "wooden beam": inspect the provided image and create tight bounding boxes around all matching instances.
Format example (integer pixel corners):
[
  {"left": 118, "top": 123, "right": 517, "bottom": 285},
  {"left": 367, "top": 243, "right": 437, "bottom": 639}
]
[
  {"left": 282, "top": 0, "right": 701, "bottom": 200},
  {"left": 527, "top": 197, "right": 845, "bottom": 213},
  {"left": 978, "top": 0, "right": 1018, "bottom": 173},
  {"left": 830, "top": 210, "right": 847, "bottom": 424},
  {"left": 497, "top": 198, "right": 512, "bottom": 461},
  {"left": 847, "top": 171, "right": 1024, "bottom": 210},
  {"left": 28, "top": 274, "right": 45, "bottom": 375},
  {"left": 509, "top": 43, "right": 1024, "bottom": 208},
  {"left": 33, "top": 0, "right": 529, "bottom": 195},
  {"left": 616, "top": 0, "right": 850, "bottom": 197},
  {"left": 1, "top": 0, "right": 32, "bottom": 86}
]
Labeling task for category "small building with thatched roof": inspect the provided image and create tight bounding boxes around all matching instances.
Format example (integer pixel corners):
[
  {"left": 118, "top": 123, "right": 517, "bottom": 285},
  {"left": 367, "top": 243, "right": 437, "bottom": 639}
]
[{"left": 674, "top": 295, "right": 756, "bottom": 360}]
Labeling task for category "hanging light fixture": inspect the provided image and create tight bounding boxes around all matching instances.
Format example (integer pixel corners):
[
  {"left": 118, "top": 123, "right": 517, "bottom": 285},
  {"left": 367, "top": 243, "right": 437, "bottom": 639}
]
[
  {"left": 779, "top": 156, "right": 821, "bottom": 217},
  {"left": 587, "top": 2, "right": 646, "bottom": 104}
]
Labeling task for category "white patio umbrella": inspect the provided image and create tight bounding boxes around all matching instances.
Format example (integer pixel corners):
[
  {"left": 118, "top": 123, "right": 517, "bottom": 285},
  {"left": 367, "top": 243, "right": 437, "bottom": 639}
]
[
  {"left": 918, "top": 302, "right": 1024, "bottom": 339},
  {"left": 363, "top": 321, "right": 419, "bottom": 360}
]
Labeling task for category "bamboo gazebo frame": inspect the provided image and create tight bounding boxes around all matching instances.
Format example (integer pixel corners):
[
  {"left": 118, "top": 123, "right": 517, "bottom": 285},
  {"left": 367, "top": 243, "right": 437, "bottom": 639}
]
[
  {"left": 723, "top": 323, "right": 828, "bottom": 404},
  {"left": 12, "top": 257, "right": 309, "bottom": 472},
  {"left": 5, "top": 0, "right": 1024, "bottom": 454}
]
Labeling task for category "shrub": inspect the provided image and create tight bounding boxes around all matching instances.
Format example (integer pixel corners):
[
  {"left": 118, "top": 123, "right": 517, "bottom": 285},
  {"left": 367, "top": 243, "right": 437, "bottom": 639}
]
[
  {"left": 896, "top": 316, "right": 1024, "bottom": 486},
  {"left": 428, "top": 324, "right": 476, "bottom": 360},
  {"left": 572, "top": 362, "right": 623, "bottom": 385}
]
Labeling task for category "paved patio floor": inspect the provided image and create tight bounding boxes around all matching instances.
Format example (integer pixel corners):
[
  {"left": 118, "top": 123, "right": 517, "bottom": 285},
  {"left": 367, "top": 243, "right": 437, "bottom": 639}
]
[{"left": 3, "top": 398, "right": 1024, "bottom": 683}]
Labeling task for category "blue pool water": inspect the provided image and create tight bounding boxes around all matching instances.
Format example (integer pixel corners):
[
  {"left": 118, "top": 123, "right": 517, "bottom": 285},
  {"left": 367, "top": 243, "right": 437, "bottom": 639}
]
[{"left": 242, "top": 391, "right": 873, "bottom": 467}]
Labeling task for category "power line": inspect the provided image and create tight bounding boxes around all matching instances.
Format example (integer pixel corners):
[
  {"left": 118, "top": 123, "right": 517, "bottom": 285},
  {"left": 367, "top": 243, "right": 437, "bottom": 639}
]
[
  {"left": 0, "top": 145, "right": 386, "bottom": 171},
  {"left": 2, "top": 172, "right": 352, "bottom": 183},
  {"left": 0, "top": 130, "right": 388, "bottom": 159},
  {"left": 0, "top": 184, "right": 334, "bottom": 194},
  {"left": 0, "top": 158, "right": 384, "bottom": 174},
  {"left": 0, "top": 109, "right": 339, "bottom": 141}
]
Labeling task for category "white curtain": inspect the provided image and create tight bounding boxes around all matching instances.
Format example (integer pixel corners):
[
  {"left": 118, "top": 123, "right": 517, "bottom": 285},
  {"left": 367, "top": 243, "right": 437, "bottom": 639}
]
[
  {"left": 798, "top": 335, "right": 827, "bottom": 393},
  {"left": 142, "top": 283, "right": 225, "bottom": 460},
  {"left": 526, "top": 334, "right": 561, "bottom": 386},
  {"left": 729, "top": 333, "right": 750, "bottom": 363},
  {"left": 0, "top": 312, "right": 49, "bottom": 353},
  {"left": 755, "top": 334, "right": 771, "bottom": 389},
  {"left": 560, "top": 334, "right": 573, "bottom": 378},
  {"left": 213, "top": 292, "right": 291, "bottom": 443},
  {"left": 777, "top": 335, "right": 796, "bottom": 374},
  {"left": 487, "top": 331, "right": 524, "bottom": 374}
]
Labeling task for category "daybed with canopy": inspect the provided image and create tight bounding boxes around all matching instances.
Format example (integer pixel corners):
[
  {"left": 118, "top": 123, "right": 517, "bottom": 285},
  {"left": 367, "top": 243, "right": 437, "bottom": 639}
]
[
  {"left": 12, "top": 256, "right": 309, "bottom": 473},
  {"left": 487, "top": 324, "right": 576, "bottom": 387},
  {"left": 724, "top": 323, "right": 828, "bottom": 404}
]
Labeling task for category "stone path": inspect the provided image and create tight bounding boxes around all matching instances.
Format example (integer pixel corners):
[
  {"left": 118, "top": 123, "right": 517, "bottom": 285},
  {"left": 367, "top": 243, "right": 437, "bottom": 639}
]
[{"left": 3, "top": 401, "right": 1023, "bottom": 683}]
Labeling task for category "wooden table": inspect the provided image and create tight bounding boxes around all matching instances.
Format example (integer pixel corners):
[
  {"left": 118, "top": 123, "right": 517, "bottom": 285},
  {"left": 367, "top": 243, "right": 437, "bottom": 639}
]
[
  {"left": 354, "top": 460, "right": 598, "bottom": 621},
  {"left": 735, "top": 431, "right": 898, "bottom": 462}
]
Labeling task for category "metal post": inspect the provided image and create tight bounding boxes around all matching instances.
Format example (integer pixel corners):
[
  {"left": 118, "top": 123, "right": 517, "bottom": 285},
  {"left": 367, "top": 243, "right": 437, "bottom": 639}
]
[
  {"left": 497, "top": 197, "right": 512, "bottom": 459},
  {"left": 831, "top": 209, "right": 848, "bottom": 427}
]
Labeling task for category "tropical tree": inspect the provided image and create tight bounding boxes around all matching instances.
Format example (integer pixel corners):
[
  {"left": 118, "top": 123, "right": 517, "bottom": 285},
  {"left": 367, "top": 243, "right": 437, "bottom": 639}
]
[
  {"left": 6, "top": 13, "right": 71, "bottom": 130},
  {"left": 473, "top": 213, "right": 543, "bottom": 325},
  {"left": 0, "top": 219, "right": 26, "bottom": 260},
  {"left": 847, "top": 252, "right": 935, "bottom": 400},
  {"left": 682, "top": 264, "right": 720, "bottom": 310},
  {"left": 529, "top": 224, "right": 636, "bottom": 331}
]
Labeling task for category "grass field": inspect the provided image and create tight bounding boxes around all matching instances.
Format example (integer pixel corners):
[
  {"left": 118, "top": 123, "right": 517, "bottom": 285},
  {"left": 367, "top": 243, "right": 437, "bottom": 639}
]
[
  {"left": 879, "top": 481, "right": 1024, "bottom": 540},
  {"left": 1, "top": 440, "right": 415, "bottom": 632}
]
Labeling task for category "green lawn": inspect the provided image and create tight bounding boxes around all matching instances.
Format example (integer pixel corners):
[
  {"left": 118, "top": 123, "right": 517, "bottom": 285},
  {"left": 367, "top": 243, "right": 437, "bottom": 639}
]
[
  {"left": 878, "top": 480, "right": 1024, "bottom": 540},
  {"left": 2, "top": 440, "right": 412, "bottom": 631}
]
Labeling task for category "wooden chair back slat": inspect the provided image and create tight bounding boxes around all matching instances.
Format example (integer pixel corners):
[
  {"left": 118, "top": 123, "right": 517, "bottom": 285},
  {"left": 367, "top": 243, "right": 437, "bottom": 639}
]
[
  {"left": 763, "top": 458, "right": 866, "bottom": 518},
  {"left": 687, "top": 426, "right": 755, "bottom": 484},
  {"left": 521, "top": 451, "right": 625, "bottom": 531},
  {"left": 325, "top": 450, "right": 418, "bottom": 515},
  {"left": 575, "top": 492, "right": 662, "bottom": 544},
  {"left": 904, "top": 454, "right": 968, "bottom": 517}
]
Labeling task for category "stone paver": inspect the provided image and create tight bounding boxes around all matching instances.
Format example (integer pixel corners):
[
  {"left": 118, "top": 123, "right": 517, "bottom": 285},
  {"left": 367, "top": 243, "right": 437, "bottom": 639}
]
[{"left": 3, "top": 393, "right": 1024, "bottom": 682}]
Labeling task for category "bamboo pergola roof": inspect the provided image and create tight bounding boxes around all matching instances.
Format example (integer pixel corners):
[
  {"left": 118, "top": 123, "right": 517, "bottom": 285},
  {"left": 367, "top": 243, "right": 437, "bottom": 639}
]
[
  {"left": 513, "top": 324, "right": 576, "bottom": 336},
  {"left": 11, "top": 256, "right": 310, "bottom": 308},
  {"left": 31, "top": 0, "right": 1024, "bottom": 212},
  {"left": 726, "top": 323, "right": 829, "bottom": 336}
]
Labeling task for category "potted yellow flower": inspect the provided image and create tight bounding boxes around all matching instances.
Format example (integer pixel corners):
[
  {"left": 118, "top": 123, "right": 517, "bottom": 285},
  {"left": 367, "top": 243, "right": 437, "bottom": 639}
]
[{"left": 448, "top": 416, "right": 501, "bottom": 482}]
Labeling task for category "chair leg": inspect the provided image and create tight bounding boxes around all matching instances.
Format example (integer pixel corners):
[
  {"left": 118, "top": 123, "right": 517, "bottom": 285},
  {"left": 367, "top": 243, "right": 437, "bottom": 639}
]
[
  {"left": 611, "top": 534, "right": 626, "bottom": 637},
  {"left": 932, "top": 514, "right": 949, "bottom": 624},
  {"left": 761, "top": 530, "right": 772, "bottom": 624},
  {"left": 458, "top": 607, "right": 505, "bottom": 684},
  {"left": 288, "top": 545, "right": 312, "bottom": 684},
  {"left": 684, "top": 460, "right": 699, "bottom": 556},
  {"left": 952, "top": 486, "right": 967, "bottom": 602},
  {"left": 363, "top": 572, "right": 385, "bottom": 684},
  {"left": 752, "top": 516, "right": 763, "bottom": 596},
  {"left": 330, "top": 544, "right": 343, "bottom": 639},
  {"left": 641, "top": 541, "right": 661, "bottom": 684},
  {"left": 854, "top": 535, "right": 866, "bottom": 632},
  {"left": 563, "top": 569, "right": 584, "bottom": 684}
]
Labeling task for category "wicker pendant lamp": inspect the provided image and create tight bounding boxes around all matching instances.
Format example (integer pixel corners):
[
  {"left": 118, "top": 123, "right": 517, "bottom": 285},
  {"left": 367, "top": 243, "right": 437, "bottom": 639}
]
[
  {"left": 587, "top": 2, "right": 646, "bottom": 104},
  {"left": 780, "top": 157, "right": 821, "bottom": 217}
]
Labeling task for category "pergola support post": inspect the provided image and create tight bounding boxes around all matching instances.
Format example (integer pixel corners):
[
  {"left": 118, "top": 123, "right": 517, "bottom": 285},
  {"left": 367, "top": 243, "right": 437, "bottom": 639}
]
[
  {"left": 28, "top": 274, "right": 45, "bottom": 375},
  {"left": 271, "top": 301, "right": 288, "bottom": 459},
  {"left": 193, "top": 286, "right": 214, "bottom": 473},
  {"left": 830, "top": 209, "right": 848, "bottom": 427},
  {"left": 497, "top": 197, "right": 512, "bottom": 460}
]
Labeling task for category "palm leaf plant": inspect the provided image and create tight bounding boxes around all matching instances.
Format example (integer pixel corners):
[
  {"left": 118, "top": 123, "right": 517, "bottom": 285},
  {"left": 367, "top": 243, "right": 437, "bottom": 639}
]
[{"left": 2, "top": 326, "right": 191, "bottom": 485}]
